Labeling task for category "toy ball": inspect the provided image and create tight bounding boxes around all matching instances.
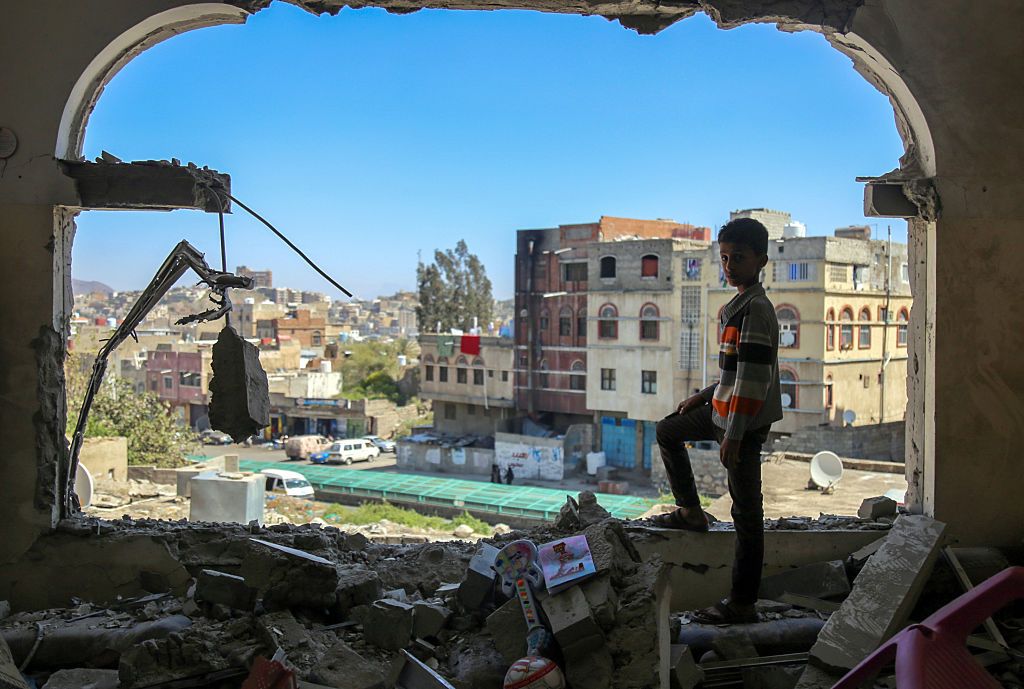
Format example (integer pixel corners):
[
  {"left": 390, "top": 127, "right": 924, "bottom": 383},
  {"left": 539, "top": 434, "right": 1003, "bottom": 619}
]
[{"left": 502, "top": 656, "right": 566, "bottom": 689}]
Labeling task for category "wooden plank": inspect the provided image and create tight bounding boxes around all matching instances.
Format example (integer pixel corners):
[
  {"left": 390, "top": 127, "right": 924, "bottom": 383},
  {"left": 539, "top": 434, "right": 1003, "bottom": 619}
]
[
  {"left": 944, "top": 548, "right": 1010, "bottom": 650},
  {"left": 806, "top": 515, "right": 946, "bottom": 673}
]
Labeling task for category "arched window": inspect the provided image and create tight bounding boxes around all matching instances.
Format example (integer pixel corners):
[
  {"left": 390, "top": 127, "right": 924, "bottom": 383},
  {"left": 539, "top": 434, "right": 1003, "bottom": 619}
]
[
  {"left": 776, "top": 305, "right": 799, "bottom": 348},
  {"left": 422, "top": 353, "right": 434, "bottom": 363},
  {"left": 897, "top": 308, "right": 909, "bottom": 347},
  {"left": 456, "top": 355, "right": 468, "bottom": 366},
  {"left": 825, "top": 308, "right": 836, "bottom": 351},
  {"left": 641, "top": 254, "right": 659, "bottom": 278},
  {"left": 559, "top": 305, "right": 573, "bottom": 337},
  {"left": 858, "top": 307, "right": 872, "bottom": 348},
  {"left": 576, "top": 308, "right": 587, "bottom": 337},
  {"left": 539, "top": 359, "right": 549, "bottom": 388},
  {"left": 598, "top": 304, "right": 618, "bottom": 339},
  {"left": 456, "top": 355, "right": 469, "bottom": 384},
  {"left": 539, "top": 308, "right": 550, "bottom": 332},
  {"left": 600, "top": 256, "right": 616, "bottom": 279},
  {"left": 311, "top": 330, "right": 322, "bottom": 346},
  {"left": 825, "top": 374, "right": 834, "bottom": 408},
  {"left": 472, "top": 357, "right": 485, "bottom": 367},
  {"left": 640, "top": 303, "right": 659, "bottom": 340},
  {"left": 570, "top": 360, "right": 586, "bottom": 390},
  {"left": 780, "top": 369, "right": 798, "bottom": 409},
  {"left": 839, "top": 307, "right": 854, "bottom": 350}
]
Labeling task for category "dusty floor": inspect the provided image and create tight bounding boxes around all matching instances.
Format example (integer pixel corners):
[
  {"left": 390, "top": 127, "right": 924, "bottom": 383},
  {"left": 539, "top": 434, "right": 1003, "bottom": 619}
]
[{"left": 708, "top": 457, "right": 907, "bottom": 519}]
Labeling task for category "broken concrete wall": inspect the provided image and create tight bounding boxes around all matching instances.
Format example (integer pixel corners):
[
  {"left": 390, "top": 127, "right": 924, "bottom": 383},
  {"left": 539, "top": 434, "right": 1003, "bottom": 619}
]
[
  {"left": 494, "top": 432, "right": 566, "bottom": 481},
  {"left": 396, "top": 441, "right": 495, "bottom": 476},
  {"left": 774, "top": 421, "right": 905, "bottom": 462},
  {"left": 650, "top": 445, "right": 728, "bottom": 498},
  {"left": 80, "top": 437, "right": 129, "bottom": 482}
]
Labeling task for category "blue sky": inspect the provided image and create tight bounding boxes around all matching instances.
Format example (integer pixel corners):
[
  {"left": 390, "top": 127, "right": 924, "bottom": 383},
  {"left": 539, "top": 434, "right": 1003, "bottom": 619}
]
[{"left": 75, "top": 4, "right": 905, "bottom": 300}]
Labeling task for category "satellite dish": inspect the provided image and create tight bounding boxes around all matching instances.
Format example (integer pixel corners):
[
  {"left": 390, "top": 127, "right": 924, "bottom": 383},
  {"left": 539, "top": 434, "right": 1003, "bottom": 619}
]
[
  {"left": 843, "top": 409, "right": 857, "bottom": 426},
  {"left": 780, "top": 330, "right": 796, "bottom": 347},
  {"left": 780, "top": 393, "right": 793, "bottom": 408},
  {"left": 810, "top": 451, "right": 844, "bottom": 489},
  {"left": 75, "top": 463, "right": 94, "bottom": 508}
]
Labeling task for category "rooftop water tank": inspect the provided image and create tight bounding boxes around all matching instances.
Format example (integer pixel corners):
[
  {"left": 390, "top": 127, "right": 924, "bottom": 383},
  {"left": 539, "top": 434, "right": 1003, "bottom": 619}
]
[{"left": 783, "top": 221, "right": 807, "bottom": 238}]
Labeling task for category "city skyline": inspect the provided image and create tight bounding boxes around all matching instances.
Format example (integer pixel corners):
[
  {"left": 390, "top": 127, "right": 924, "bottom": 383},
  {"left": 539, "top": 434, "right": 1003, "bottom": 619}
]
[{"left": 73, "top": 5, "right": 905, "bottom": 300}]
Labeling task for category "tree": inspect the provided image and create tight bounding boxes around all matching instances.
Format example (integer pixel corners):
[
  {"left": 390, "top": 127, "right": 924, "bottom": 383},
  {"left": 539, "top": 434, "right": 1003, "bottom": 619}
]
[
  {"left": 66, "top": 353, "right": 198, "bottom": 468},
  {"left": 417, "top": 240, "right": 494, "bottom": 333}
]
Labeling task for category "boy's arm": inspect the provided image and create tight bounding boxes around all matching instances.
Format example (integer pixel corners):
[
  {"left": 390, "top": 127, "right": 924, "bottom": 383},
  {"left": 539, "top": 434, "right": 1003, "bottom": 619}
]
[
  {"left": 698, "top": 383, "right": 717, "bottom": 403},
  {"left": 725, "top": 307, "right": 776, "bottom": 440}
]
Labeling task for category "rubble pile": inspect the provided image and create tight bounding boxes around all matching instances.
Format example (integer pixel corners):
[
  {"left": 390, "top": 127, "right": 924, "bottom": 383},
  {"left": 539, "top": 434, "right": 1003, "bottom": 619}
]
[{"left": 1, "top": 493, "right": 1021, "bottom": 689}]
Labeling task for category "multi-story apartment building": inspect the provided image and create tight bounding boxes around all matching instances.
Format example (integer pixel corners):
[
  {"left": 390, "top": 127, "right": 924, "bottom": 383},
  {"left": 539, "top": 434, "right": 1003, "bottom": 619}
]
[
  {"left": 705, "top": 231, "right": 912, "bottom": 434},
  {"left": 418, "top": 334, "right": 516, "bottom": 435},
  {"left": 729, "top": 208, "right": 791, "bottom": 241},
  {"left": 514, "top": 216, "right": 714, "bottom": 434},
  {"left": 235, "top": 266, "right": 273, "bottom": 289},
  {"left": 235, "top": 298, "right": 286, "bottom": 340},
  {"left": 585, "top": 237, "right": 712, "bottom": 469},
  {"left": 145, "top": 345, "right": 213, "bottom": 427}
]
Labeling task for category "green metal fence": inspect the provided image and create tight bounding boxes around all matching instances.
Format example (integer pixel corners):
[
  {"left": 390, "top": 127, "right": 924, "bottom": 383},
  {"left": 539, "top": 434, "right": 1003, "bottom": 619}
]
[{"left": 239, "top": 460, "right": 651, "bottom": 521}]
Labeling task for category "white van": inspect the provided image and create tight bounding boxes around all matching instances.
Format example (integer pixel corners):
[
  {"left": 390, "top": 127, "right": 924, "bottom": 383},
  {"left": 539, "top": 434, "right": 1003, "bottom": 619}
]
[
  {"left": 260, "top": 468, "right": 315, "bottom": 497},
  {"left": 325, "top": 439, "right": 380, "bottom": 465}
]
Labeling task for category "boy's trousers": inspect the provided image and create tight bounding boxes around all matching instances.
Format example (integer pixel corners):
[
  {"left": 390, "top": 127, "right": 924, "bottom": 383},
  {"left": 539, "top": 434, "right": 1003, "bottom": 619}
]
[{"left": 655, "top": 404, "right": 768, "bottom": 606}]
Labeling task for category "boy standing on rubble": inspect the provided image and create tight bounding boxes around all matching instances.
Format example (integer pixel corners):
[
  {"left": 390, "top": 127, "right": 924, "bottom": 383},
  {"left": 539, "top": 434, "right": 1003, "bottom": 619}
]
[{"left": 652, "top": 218, "right": 783, "bottom": 624}]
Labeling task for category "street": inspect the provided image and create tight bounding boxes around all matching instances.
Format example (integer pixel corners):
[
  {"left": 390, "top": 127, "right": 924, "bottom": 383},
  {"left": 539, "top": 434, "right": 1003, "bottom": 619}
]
[{"left": 194, "top": 442, "right": 398, "bottom": 471}]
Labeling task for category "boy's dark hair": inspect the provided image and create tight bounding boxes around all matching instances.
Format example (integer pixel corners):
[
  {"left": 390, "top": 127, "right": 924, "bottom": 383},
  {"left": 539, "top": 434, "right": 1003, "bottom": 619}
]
[{"left": 718, "top": 218, "right": 769, "bottom": 256}]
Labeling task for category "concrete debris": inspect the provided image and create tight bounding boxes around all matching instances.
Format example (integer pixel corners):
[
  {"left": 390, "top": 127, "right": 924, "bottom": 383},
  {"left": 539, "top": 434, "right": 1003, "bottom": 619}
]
[
  {"left": 741, "top": 664, "right": 802, "bottom": 689},
  {"left": 542, "top": 585, "right": 612, "bottom": 688},
  {"left": 580, "top": 572, "right": 619, "bottom": 630},
  {"left": 359, "top": 599, "right": 415, "bottom": 651},
  {"left": 412, "top": 601, "right": 451, "bottom": 639},
  {"left": 712, "top": 630, "right": 759, "bottom": 660},
  {"left": 456, "top": 543, "right": 498, "bottom": 610},
  {"left": 491, "top": 524, "right": 512, "bottom": 536},
  {"left": 669, "top": 644, "right": 703, "bottom": 689},
  {"left": 759, "top": 560, "right": 850, "bottom": 601},
  {"left": 41, "top": 668, "right": 119, "bottom": 689},
  {"left": 309, "top": 639, "right": 387, "bottom": 689},
  {"left": 0, "top": 603, "right": 8, "bottom": 621},
  {"left": 484, "top": 596, "right": 529, "bottom": 664},
  {"left": 555, "top": 491, "right": 613, "bottom": 531},
  {"left": 857, "top": 496, "right": 898, "bottom": 521},
  {"left": 195, "top": 569, "right": 256, "bottom": 611},
  {"left": 446, "top": 636, "right": 505, "bottom": 689},
  {"left": 804, "top": 515, "right": 947, "bottom": 675},
  {"left": 334, "top": 566, "right": 383, "bottom": 617},
  {"left": 451, "top": 525, "right": 474, "bottom": 539},
  {"left": 384, "top": 588, "right": 410, "bottom": 603},
  {"left": 241, "top": 538, "right": 339, "bottom": 610}
]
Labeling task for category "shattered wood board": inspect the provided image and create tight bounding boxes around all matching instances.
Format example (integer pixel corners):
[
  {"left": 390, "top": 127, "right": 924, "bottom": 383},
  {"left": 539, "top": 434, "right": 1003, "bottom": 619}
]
[{"left": 808, "top": 514, "right": 946, "bottom": 673}]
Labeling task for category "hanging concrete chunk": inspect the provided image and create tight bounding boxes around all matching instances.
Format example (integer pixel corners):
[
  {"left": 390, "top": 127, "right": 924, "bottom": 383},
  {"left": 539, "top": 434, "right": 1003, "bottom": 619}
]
[
  {"left": 208, "top": 326, "right": 270, "bottom": 443},
  {"left": 804, "top": 515, "right": 946, "bottom": 674}
]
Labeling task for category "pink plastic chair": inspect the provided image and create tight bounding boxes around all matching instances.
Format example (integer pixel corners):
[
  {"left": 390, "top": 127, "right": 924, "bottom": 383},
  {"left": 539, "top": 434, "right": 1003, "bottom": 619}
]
[{"left": 832, "top": 566, "right": 1024, "bottom": 689}]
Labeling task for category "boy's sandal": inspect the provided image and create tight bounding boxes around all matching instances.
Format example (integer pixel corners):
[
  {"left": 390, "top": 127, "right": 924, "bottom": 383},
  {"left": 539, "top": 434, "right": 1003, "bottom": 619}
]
[
  {"left": 690, "top": 599, "right": 758, "bottom": 626},
  {"left": 647, "top": 509, "right": 710, "bottom": 532}
]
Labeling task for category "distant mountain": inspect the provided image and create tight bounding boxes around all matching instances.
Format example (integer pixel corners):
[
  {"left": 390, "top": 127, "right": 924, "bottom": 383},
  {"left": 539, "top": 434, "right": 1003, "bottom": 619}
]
[{"left": 72, "top": 279, "right": 114, "bottom": 296}]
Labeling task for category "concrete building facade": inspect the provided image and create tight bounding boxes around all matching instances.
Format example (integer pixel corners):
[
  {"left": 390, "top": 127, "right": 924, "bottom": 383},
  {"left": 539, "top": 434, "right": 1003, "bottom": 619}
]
[{"left": 418, "top": 334, "right": 516, "bottom": 435}]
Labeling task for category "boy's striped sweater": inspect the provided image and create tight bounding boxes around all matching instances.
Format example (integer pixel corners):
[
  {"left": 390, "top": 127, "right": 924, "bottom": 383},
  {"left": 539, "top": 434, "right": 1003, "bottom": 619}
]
[{"left": 700, "top": 283, "right": 783, "bottom": 440}]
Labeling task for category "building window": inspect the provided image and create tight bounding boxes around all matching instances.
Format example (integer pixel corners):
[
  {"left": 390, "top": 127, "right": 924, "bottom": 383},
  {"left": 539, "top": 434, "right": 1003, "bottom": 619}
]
[
  {"left": 444, "top": 403, "right": 456, "bottom": 420},
  {"left": 425, "top": 365, "right": 434, "bottom": 382},
  {"left": 563, "top": 262, "right": 587, "bottom": 283},
  {"left": 878, "top": 306, "right": 889, "bottom": 323},
  {"left": 828, "top": 264, "right": 849, "bottom": 283},
  {"left": 473, "top": 369, "right": 484, "bottom": 385},
  {"left": 539, "top": 309, "right": 549, "bottom": 331},
  {"left": 439, "top": 367, "right": 449, "bottom": 383},
  {"left": 900, "top": 262, "right": 910, "bottom": 283},
  {"left": 467, "top": 404, "right": 475, "bottom": 415},
  {"left": 539, "top": 360, "right": 549, "bottom": 388},
  {"left": 577, "top": 308, "right": 587, "bottom": 337},
  {"left": 570, "top": 361, "right": 586, "bottom": 390},
  {"left": 457, "top": 368, "right": 468, "bottom": 384},
  {"left": 859, "top": 307, "right": 872, "bottom": 348},
  {"left": 825, "top": 375, "right": 834, "bottom": 408},
  {"left": 488, "top": 370, "right": 494, "bottom": 378},
  {"left": 784, "top": 262, "right": 811, "bottom": 281},
  {"left": 598, "top": 304, "right": 618, "bottom": 339},
  {"left": 600, "top": 256, "right": 616, "bottom": 278},
  {"left": 897, "top": 308, "right": 909, "bottom": 347},
  {"left": 150, "top": 379, "right": 158, "bottom": 391},
  {"left": 776, "top": 305, "right": 799, "bottom": 348},
  {"left": 641, "top": 255, "right": 659, "bottom": 278},
  {"left": 601, "top": 368, "right": 616, "bottom": 391},
  {"left": 163, "top": 376, "right": 173, "bottom": 390},
  {"left": 312, "top": 331, "right": 322, "bottom": 346},
  {"left": 640, "top": 303, "right": 659, "bottom": 341},
  {"left": 641, "top": 370, "right": 657, "bottom": 394},
  {"left": 559, "top": 306, "right": 572, "bottom": 336},
  {"left": 684, "top": 258, "right": 701, "bottom": 280},
  {"left": 780, "top": 369, "right": 797, "bottom": 408},
  {"left": 839, "top": 308, "right": 854, "bottom": 350},
  {"left": 826, "top": 308, "right": 836, "bottom": 350},
  {"left": 501, "top": 370, "right": 509, "bottom": 382},
  {"left": 179, "top": 371, "right": 201, "bottom": 387}
]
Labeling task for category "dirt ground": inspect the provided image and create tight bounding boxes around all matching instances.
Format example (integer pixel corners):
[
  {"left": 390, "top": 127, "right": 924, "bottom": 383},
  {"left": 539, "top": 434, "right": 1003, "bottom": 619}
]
[{"left": 707, "top": 457, "right": 907, "bottom": 519}]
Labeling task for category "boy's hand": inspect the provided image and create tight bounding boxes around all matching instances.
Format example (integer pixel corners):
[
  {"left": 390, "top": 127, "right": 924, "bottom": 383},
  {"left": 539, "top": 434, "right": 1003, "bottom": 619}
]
[
  {"left": 720, "top": 438, "right": 741, "bottom": 469},
  {"left": 676, "top": 394, "right": 705, "bottom": 415}
]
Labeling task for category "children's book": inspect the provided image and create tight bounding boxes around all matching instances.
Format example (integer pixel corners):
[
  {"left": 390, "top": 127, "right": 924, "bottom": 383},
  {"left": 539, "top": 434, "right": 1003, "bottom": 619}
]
[{"left": 537, "top": 534, "right": 598, "bottom": 594}]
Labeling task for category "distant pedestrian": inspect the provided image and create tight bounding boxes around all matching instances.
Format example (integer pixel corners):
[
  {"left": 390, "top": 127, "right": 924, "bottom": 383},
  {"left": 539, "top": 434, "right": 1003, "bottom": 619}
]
[
  {"left": 490, "top": 464, "right": 502, "bottom": 484},
  {"left": 504, "top": 466, "right": 515, "bottom": 485}
]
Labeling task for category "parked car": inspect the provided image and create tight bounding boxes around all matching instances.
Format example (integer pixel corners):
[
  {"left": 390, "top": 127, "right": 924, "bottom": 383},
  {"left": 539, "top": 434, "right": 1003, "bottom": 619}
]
[
  {"left": 362, "top": 435, "right": 396, "bottom": 453},
  {"left": 284, "top": 435, "right": 331, "bottom": 461},
  {"left": 316, "top": 439, "right": 380, "bottom": 465},
  {"left": 199, "top": 429, "right": 233, "bottom": 446},
  {"left": 260, "top": 468, "right": 314, "bottom": 498}
]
